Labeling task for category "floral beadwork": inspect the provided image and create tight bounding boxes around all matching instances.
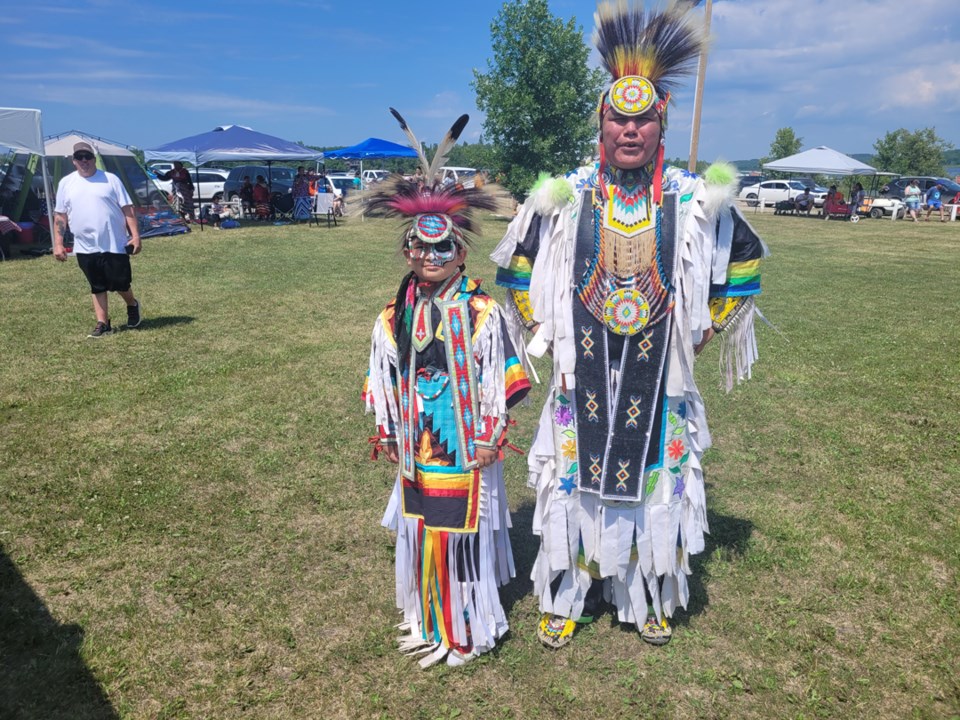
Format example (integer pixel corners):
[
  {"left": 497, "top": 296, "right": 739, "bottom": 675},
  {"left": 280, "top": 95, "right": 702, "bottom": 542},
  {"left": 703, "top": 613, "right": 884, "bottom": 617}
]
[
  {"left": 554, "top": 391, "right": 580, "bottom": 494},
  {"left": 555, "top": 404, "right": 574, "bottom": 427},
  {"left": 645, "top": 469, "right": 659, "bottom": 497},
  {"left": 667, "top": 439, "right": 685, "bottom": 461},
  {"left": 673, "top": 475, "right": 685, "bottom": 498}
]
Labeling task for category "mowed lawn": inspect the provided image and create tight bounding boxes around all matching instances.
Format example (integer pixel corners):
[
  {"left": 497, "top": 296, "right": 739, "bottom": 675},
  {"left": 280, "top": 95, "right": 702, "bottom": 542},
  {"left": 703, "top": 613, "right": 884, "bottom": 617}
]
[{"left": 1, "top": 211, "right": 958, "bottom": 720}]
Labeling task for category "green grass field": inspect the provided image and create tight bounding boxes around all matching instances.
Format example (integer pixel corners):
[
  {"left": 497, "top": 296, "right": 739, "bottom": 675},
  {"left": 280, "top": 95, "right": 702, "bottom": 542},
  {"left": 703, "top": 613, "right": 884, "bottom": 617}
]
[{"left": 1, "top": 212, "right": 958, "bottom": 719}]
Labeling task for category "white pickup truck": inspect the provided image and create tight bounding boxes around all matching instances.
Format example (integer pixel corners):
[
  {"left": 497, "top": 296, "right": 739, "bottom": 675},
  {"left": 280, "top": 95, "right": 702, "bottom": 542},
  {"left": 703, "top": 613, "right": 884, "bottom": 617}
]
[
  {"left": 361, "top": 169, "right": 389, "bottom": 185},
  {"left": 438, "top": 166, "right": 477, "bottom": 189}
]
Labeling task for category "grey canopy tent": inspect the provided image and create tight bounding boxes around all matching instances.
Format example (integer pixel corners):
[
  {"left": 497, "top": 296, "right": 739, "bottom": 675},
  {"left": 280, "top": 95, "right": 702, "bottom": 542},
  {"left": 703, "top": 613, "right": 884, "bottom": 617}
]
[
  {"left": 145, "top": 125, "right": 322, "bottom": 228},
  {"left": 762, "top": 145, "right": 905, "bottom": 220},
  {"left": 762, "top": 146, "right": 878, "bottom": 175}
]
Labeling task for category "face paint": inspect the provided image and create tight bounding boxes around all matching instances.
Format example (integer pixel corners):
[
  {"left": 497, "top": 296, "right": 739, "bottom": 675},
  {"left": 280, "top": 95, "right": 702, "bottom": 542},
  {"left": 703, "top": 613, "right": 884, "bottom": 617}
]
[{"left": 406, "top": 239, "right": 458, "bottom": 266}]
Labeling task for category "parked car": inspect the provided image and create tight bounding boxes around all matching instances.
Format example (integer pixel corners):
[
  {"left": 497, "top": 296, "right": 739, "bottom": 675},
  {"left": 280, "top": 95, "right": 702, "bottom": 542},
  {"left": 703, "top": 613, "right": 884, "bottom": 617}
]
[
  {"left": 326, "top": 173, "right": 357, "bottom": 198},
  {"left": 152, "top": 167, "right": 229, "bottom": 202},
  {"left": 361, "top": 169, "right": 389, "bottom": 185},
  {"left": 736, "top": 174, "right": 762, "bottom": 192},
  {"left": 222, "top": 166, "right": 298, "bottom": 201},
  {"left": 738, "top": 179, "right": 827, "bottom": 208},
  {"left": 147, "top": 162, "right": 175, "bottom": 175},
  {"left": 438, "top": 166, "right": 477, "bottom": 188},
  {"left": 880, "top": 176, "right": 960, "bottom": 202}
]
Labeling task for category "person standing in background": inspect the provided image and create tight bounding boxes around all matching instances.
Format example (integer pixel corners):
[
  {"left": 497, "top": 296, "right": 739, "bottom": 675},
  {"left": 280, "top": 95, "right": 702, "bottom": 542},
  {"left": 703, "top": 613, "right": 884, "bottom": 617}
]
[
  {"left": 904, "top": 179, "right": 922, "bottom": 222},
  {"left": 53, "top": 141, "right": 142, "bottom": 338}
]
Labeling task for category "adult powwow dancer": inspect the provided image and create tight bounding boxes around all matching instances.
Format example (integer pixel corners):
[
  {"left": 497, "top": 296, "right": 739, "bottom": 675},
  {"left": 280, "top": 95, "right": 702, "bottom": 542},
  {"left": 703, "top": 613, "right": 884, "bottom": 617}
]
[
  {"left": 364, "top": 109, "right": 531, "bottom": 668},
  {"left": 492, "top": 0, "right": 767, "bottom": 648}
]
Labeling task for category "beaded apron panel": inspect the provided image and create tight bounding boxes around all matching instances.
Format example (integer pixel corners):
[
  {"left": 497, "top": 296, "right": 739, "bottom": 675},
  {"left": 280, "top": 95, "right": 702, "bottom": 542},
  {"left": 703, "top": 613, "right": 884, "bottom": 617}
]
[{"left": 572, "top": 191, "right": 678, "bottom": 501}]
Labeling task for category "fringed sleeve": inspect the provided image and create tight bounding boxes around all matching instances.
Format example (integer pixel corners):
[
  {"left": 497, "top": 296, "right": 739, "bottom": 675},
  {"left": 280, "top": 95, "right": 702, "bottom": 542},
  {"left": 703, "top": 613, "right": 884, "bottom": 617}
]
[
  {"left": 708, "top": 203, "right": 767, "bottom": 391},
  {"left": 473, "top": 303, "right": 531, "bottom": 449},
  {"left": 364, "top": 312, "right": 399, "bottom": 438}
]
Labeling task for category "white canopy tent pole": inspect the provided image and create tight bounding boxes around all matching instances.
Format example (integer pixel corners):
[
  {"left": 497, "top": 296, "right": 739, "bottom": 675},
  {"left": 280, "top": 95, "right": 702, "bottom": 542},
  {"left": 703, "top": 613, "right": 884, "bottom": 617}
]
[{"left": 0, "top": 108, "right": 54, "bottom": 243}]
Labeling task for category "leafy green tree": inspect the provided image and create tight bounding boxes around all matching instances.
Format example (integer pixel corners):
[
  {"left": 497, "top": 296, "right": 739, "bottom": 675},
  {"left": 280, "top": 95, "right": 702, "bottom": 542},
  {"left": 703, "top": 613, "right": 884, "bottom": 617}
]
[
  {"left": 420, "top": 141, "right": 500, "bottom": 173},
  {"left": 872, "top": 128, "right": 953, "bottom": 176},
  {"left": 666, "top": 157, "right": 709, "bottom": 175},
  {"left": 768, "top": 127, "right": 803, "bottom": 160},
  {"left": 446, "top": 141, "right": 499, "bottom": 172},
  {"left": 472, "top": 0, "right": 605, "bottom": 197},
  {"left": 759, "top": 127, "right": 802, "bottom": 178}
]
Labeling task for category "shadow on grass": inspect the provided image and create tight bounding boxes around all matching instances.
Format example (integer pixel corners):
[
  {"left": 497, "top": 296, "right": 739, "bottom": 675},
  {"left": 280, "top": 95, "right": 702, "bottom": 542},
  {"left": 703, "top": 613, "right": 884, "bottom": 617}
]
[
  {"left": 0, "top": 546, "right": 118, "bottom": 720},
  {"left": 679, "top": 508, "right": 754, "bottom": 622},
  {"left": 125, "top": 315, "right": 195, "bottom": 331},
  {"left": 502, "top": 498, "right": 753, "bottom": 632},
  {"left": 0, "top": 244, "right": 51, "bottom": 262},
  {"left": 500, "top": 499, "right": 536, "bottom": 614}
]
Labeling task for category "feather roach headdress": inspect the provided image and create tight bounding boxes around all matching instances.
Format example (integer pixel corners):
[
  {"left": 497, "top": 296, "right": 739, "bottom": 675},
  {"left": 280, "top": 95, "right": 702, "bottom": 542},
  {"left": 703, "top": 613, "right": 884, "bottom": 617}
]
[
  {"left": 593, "top": 0, "right": 707, "bottom": 201},
  {"left": 594, "top": 0, "right": 707, "bottom": 121},
  {"left": 369, "top": 110, "right": 510, "bottom": 364},
  {"left": 364, "top": 109, "right": 509, "bottom": 249}
]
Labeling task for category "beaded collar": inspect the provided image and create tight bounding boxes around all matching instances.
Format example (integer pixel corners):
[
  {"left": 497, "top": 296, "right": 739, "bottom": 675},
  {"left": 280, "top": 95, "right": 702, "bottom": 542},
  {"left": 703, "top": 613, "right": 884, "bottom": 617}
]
[{"left": 575, "top": 168, "right": 674, "bottom": 336}]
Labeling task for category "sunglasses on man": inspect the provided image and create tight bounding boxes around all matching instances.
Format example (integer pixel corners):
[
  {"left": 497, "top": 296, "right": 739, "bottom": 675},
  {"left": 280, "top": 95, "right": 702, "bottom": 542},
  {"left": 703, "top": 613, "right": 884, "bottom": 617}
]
[{"left": 73, "top": 153, "right": 95, "bottom": 161}]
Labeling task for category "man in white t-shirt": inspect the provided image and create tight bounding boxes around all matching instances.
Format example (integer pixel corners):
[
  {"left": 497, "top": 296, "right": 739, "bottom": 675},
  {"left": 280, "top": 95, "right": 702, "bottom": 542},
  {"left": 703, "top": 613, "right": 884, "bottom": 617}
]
[{"left": 53, "top": 141, "right": 143, "bottom": 338}]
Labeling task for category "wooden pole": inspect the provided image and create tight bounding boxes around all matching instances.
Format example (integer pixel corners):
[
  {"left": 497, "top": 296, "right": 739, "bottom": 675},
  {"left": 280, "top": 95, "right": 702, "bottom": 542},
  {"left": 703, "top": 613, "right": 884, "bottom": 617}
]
[{"left": 687, "top": 0, "right": 713, "bottom": 173}]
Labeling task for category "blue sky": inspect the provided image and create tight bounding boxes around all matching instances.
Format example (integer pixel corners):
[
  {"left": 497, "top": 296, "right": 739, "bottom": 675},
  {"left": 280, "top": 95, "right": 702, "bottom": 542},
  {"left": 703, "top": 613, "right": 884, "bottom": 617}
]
[{"left": 3, "top": 0, "right": 959, "bottom": 165}]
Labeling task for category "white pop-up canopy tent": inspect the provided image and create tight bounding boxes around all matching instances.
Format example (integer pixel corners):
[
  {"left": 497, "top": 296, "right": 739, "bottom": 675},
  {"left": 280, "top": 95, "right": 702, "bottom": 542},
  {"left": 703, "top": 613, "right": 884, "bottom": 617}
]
[
  {"left": 762, "top": 145, "right": 906, "bottom": 221},
  {"left": 762, "top": 146, "right": 878, "bottom": 176},
  {"left": 0, "top": 108, "right": 55, "bottom": 235}
]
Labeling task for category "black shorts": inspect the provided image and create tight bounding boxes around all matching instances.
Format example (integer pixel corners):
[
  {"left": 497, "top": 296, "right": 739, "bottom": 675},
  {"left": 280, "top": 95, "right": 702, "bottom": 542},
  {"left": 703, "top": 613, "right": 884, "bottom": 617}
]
[{"left": 77, "top": 252, "right": 132, "bottom": 294}]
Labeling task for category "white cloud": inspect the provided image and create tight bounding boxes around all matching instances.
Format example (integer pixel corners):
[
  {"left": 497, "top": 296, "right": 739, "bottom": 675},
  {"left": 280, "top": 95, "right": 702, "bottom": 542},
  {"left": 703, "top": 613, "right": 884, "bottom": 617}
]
[
  {"left": 689, "top": 0, "right": 960, "bottom": 158},
  {"left": 10, "top": 33, "right": 154, "bottom": 59},
  {"left": 8, "top": 82, "right": 335, "bottom": 118}
]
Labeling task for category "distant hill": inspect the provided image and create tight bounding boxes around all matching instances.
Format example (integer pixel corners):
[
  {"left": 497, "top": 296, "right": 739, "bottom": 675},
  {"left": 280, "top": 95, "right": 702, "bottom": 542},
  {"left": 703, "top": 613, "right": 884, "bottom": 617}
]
[{"left": 730, "top": 158, "right": 762, "bottom": 171}]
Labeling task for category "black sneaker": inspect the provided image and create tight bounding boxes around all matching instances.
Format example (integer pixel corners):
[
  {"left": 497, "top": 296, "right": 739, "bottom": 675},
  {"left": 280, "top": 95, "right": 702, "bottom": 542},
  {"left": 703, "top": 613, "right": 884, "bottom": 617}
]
[
  {"left": 88, "top": 321, "right": 113, "bottom": 338},
  {"left": 126, "top": 301, "right": 142, "bottom": 328}
]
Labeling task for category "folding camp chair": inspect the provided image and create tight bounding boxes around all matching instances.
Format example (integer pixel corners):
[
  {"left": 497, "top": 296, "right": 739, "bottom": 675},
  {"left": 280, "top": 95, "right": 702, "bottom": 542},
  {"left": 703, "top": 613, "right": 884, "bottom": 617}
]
[
  {"left": 272, "top": 193, "right": 294, "bottom": 221},
  {"left": 310, "top": 194, "right": 338, "bottom": 228}
]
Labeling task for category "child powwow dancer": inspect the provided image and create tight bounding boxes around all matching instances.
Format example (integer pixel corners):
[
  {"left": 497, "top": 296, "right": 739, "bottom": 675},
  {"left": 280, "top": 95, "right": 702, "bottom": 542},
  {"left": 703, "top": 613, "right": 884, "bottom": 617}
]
[{"left": 363, "top": 109, "right": 531, "bottom": 668}]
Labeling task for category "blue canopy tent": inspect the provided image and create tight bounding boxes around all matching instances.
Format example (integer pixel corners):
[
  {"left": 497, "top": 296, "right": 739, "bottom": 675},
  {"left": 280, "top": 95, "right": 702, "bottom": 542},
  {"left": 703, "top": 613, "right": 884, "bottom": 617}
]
[
  {"left": 321, "top": 137, "right": 418, "bottom": 186},
  {"left": 145, "top": 125, "right": 322, "bottom": 229}
]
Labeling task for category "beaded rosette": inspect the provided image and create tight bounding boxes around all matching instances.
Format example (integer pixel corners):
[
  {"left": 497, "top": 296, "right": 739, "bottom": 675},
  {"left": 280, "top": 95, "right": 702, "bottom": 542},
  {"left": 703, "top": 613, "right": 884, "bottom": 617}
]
[
  {"left": 603, "top": 288, "right": 650, "bottom": 335},
  {"left": 609, "top": 75, "right": 656, "bottom": 116}
]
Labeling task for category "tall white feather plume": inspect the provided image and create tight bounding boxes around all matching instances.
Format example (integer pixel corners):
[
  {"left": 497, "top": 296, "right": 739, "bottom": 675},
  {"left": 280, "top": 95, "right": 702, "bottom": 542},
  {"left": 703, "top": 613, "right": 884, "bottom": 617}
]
[
  {"left": 389, "top": 107, "right": 430, "bottom": 176},
  {"left": 427, "top": 114, "right": 469, "bottom": 185}
]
